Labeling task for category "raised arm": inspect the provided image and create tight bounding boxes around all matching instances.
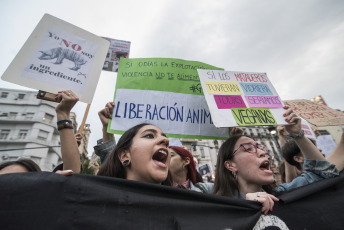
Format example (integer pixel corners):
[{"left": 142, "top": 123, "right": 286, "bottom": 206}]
[
  {"left": 326, "top": 132, "right": 344, "bottom": 171},
  {"left": 283, "top": 107, "right": 326, "bottom": 161},
  {"left": 98, "top": 102, "right": 115, "bottom": 143},
  {"left": 277, "top": 125, "right": 287, "bottom": 148},
  {"left": 55, "top": 90, "right": 80, "bottom": 173},
  {"left": 94, "top": 102, "right": 116, "bottom": 164}
]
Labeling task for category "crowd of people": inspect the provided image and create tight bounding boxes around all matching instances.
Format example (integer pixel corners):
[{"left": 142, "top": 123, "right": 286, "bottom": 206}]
[{"left": 0, "top": 89, "right": 343, "bottom": 215}]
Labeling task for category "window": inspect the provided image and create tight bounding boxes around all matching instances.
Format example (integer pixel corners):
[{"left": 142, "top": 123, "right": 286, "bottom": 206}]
[
  {"left": 1, "top": 92, "right": 9, "bottom": 98},
  {"left": 25, "top": 112, "right": 34, "bottom": 120},
  {"left": 0, "top": 129, "right": 10, "bottom": 140},
  {"left": 18, "top": 94, "right": 25, "bottom": 99},
  {"left": 43, "top": 113, "right": 54, "bottom": 123},
  {"left": 200, "top": 147, "right": 205, "bottom": 158},
  {"left": 18, "top": 129, "right": 28, "bottom": 139},
  {"left": 8, "top": 112, "right": 17, "bottom": 119},
  {"left": 37, "top": 129, "right": 49, "bottom": 141},
  {"left": 0, "top": 112, "right": 8, "bottom": 117}
]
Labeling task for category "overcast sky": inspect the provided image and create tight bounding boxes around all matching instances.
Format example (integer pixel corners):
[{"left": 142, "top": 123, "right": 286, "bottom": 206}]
[{"left": 1, "top": 0, "right": 343, "bottom": 156}]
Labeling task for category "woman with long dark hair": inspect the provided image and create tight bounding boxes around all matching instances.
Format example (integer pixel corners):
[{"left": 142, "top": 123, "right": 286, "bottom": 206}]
[{"left": 98, "top": 123, "right": 171, "bottom": 185}]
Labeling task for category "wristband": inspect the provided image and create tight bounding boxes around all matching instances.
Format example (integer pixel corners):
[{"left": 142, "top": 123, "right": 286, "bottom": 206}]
[
  {"left": 287, "top": 129, "right": 304, "bottom": 139},
  {"left": 57, "top": 120, "right": 73, "bottom": 131}
]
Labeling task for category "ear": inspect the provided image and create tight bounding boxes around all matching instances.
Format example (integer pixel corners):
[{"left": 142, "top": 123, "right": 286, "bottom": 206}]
[
  {"left": 183, "top": 157, "right": 190, "bottom": 167},
  {"left": 293, "top": 155, "right": 304, "bottom": 163},
  {"left": 224, "top": 160, "right": 237, "bottom": 172},
  {"left": 118, "top": 149, "right": 131, "bottom": 163}
]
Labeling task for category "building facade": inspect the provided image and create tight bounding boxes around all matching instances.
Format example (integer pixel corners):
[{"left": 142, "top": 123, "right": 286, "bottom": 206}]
[
  {"left": 0, "top": 88, "right": 62, "bottom": 171},
  {"left": 0, "top": 88, "right": 91, "bottom": 171}
]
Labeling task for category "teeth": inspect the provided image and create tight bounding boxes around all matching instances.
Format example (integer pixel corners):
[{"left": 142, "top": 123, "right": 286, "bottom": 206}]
[{"left": 158, "top": 150, "right": 167, "bottom": 156}]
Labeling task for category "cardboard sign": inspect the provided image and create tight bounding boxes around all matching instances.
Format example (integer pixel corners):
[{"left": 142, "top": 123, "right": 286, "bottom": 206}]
[
  {"left": 101, "top": 37, "right": 130, "bottom": 72},
  {"left": 283, "top": 99, "right": 344, "bottom": 126},
  {"left": 197, "top": 69, "right": 287, "bottom": 127},
  {"left": 1, "top": 14, "right": 110, "bottom": 103},
  {"left": 109, "top": 58, "right": 229, "bottom": 139}
]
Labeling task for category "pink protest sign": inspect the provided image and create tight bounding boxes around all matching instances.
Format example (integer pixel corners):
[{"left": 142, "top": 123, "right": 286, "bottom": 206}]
[
  {"left": 214, "top": 95, "right": 246, "bottom": 109},
  {"left": 245, "top": 95, "right": 283, "bottom": 108}
]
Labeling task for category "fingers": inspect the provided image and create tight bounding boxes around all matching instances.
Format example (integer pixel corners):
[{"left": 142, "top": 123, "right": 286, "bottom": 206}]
[
  {"left": 99, "top": 102, "right": 115, "bottom": 119},
  {"left": 55, "top": 169, "right": 73, "bottom": 176},
  {"left": 246, "top": 192, "right": 279, "bottom": 215}
]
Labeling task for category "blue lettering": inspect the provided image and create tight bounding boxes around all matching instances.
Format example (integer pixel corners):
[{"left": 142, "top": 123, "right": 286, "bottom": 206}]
[
  {"left": 115, "top": 101, "right": 121, "bottom": 118},
  {"left": 137, "top": 104, "right": 144, "bottom": 119},
  {"left": 152, "top": 104, "right": 159, "bottom": 120},
  {"left": 129, "top": 103, "right": 136, "bottom": 119},
  {"left": 146, "top": 104, "right": 152, "bottom": 119},
  {"left": 159, "top": 106, "right": 166, "bottom": 120}
]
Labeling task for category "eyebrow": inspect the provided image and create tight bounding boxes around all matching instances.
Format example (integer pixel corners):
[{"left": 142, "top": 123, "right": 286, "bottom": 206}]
[{"left": 141, "top": 129, "right": 167, "bottom": 137}]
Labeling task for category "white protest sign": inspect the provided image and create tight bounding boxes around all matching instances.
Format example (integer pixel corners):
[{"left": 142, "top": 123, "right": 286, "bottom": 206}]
[
  {"left": 301, "top": 118, "right": 317, "bottom": 140},
  {"left": 102, "top": 37, "right": 130, "bottom": 72},
  {"left": 111, "top": 88, "right": 229, "bottom": 138},
  {"left": 316, "top": 135, "right": 337, "bottom": 157},
  {"left": 1, "top": 14, "right": 110, "bottom": 103},
  {"left": 109, "top": 58, "right": 229, "bottom": 140},
  {"left": 197, "top": 69, "right": 288, "bottom": 127}
]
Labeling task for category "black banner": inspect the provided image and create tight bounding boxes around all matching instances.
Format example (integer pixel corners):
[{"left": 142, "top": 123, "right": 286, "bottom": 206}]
[{"left": 1, "top": 172, "right": 343, "bottom": 229}]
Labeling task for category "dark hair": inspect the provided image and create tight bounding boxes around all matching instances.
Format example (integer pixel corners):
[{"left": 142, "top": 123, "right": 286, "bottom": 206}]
[
  {"left": 213, "top": 135, "right": 275, "bottom": 197},
  {"left": 0, "top": 158, "right": 41, "bottom": 172},
  {"left": 281, "top": 140, "right": 303, "bottom": 170},
  {"left": 278, "top": 161, "right": 286, "bottom": 184},
  {"left": 97, "top": 123, "right": 150, "bottom": 178}
]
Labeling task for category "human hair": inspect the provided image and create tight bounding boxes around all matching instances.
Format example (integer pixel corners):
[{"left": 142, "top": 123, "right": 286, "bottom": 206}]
[
  {"left": 97, "top": 123, "right": 150, "bottom": 178},
  {"left": 0, "top": 158, "right": 41, "bottom": 172},
  {"left": 213, "top": 134, "right": 275, "bottom": 197},
  {"left": 281, "top": 140, "right": 303, "bottom": 170},
  {"left": 169, "top": 146, "right": 197, "bottom": 185},
  {"left": 278, "top": 161, "right": 286, "bottom": 184}
]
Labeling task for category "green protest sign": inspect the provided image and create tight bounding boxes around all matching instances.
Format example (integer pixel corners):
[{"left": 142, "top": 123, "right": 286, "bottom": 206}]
[{"left": 108, "top": 58, "right": 229, "bottom": 139}]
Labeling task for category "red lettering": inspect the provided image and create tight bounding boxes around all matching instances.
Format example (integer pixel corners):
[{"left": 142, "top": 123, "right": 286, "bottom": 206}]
[
  {"left": 61, "top": 39, "right": 71, "bottom": 47},
  {"left": 71, "top": 44, "right": 82, "bottom": 51}
]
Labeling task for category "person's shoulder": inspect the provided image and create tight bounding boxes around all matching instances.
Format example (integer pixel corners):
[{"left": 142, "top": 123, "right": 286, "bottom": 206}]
[{"left": 194, "top": 182, "right": 214, "bottom": 194}]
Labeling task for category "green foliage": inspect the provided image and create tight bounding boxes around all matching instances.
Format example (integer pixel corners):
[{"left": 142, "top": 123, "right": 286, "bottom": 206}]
[{"left": 81, "top": 158, "right": 95, "bottom": 175}]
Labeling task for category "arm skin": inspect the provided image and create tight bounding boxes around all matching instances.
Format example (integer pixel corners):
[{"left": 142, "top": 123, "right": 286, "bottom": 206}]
[
  {"left": 284, "top": 106, "right": 326, "bottom": 161},
  {"left": 55, "top": 90, "right": 80, "bottom": 173},
  {"left": 326, "top": 132, "right": 344, "bottom": 171},
  {"left": 98, "top": 102, "right": 115, "bottom": 143}
]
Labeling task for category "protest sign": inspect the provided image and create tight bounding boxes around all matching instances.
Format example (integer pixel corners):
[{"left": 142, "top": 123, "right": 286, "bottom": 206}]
[
  {"left": 1, "top": 14, "right": 110, "bottom": 103},
  {"left": 101, "top": 37, "right": 130, "bottom": 72},
  {"left": 197, "top": 69, "right": 288, "bottom": 127},
  {"left": 301, "top": 118, "right": 317, "bottom": 140},
  {"left": 316, "top": 135, "right": 337, "bottom": 157},
  {"left": 283, "top": 99, "right": 344, "bottom": 126},
  {"left": 198, "top": 163, "right": 213, "bottom": 176},
  {"left": 109, "top": 58, "right": 229, "bottom": 139}
]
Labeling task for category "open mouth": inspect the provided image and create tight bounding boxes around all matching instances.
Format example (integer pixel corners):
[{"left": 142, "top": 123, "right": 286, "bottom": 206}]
[
  {"left": 259, "top": 160, "right": 270, "bottom": 171},
  {"left": 152, "top": 149, "right": 168, "bottom": 165}
]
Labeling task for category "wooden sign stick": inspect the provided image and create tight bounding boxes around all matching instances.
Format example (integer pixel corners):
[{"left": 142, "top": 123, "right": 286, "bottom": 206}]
[{"left": 78, "top": 104, "right": 91, "bottom": 134}]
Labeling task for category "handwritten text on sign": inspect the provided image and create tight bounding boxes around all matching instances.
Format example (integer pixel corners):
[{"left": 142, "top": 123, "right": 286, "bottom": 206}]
[
  {"left": 204, "top": 82, "right": 242, "bottom": 95},
  {"left": 245, "top": 95, "right": 283, "bottom": 108},
  {"left": 214, "top": 95, "right": 246, "bottom": 109},
  {"left": 231, "top": 108, "right": 277, "bottom": 125}
]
